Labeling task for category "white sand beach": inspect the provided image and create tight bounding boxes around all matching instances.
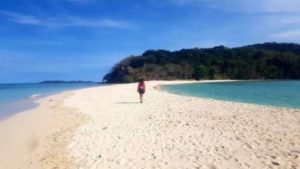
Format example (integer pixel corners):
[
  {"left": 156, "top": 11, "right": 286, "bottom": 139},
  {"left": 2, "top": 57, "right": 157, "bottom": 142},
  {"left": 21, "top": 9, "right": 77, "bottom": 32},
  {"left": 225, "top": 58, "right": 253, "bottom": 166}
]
[{"left": 0, "top": 80, "right": 299, "bottom": 169}]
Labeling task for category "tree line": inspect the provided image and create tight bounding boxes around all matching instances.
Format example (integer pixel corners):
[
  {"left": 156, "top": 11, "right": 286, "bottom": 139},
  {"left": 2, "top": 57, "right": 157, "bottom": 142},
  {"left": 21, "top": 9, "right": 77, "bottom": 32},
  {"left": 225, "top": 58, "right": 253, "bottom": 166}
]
[{"left": 103, "top": 42, "right": 300, "bottom": 83}]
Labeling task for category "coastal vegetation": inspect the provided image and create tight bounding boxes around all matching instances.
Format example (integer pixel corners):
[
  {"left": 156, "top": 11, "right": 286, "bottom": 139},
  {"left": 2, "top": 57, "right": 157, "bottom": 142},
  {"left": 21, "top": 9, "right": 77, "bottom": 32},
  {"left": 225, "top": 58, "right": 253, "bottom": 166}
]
[{"left": 103, "top": 42, "right": 300, "bottom": 83}]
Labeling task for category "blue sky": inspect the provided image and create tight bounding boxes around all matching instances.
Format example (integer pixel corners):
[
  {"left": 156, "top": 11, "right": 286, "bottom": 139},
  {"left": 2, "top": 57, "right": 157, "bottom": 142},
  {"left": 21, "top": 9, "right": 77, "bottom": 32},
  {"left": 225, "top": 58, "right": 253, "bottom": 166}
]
[{"left": 1, "top": 0, "right": 300, "bottom": 83}]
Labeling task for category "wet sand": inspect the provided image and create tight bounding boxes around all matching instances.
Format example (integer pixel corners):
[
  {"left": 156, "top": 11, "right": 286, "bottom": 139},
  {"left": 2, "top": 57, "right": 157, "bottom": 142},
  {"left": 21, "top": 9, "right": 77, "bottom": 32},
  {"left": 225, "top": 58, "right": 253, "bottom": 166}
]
[{"left": 0, "top": 92, "right": 86, "bottom": 169}]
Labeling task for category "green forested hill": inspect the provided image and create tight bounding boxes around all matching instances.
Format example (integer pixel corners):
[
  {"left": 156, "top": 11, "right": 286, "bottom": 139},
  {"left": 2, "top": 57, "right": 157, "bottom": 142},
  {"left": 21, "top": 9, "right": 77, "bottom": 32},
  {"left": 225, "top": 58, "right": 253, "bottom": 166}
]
[{"left": 103, "top": 42, "right": 300, "bottom": 83}]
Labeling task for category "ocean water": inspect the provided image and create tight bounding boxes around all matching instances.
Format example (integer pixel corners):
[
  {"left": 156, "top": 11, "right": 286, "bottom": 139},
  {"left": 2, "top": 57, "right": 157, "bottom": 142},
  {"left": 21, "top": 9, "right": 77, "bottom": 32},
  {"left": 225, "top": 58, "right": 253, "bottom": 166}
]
[
  {"left": 162, "top": 80, "right": 300, "bottom": 109},
  {"left": 0, "top": 83, "right": 98, "bottom": 119}
]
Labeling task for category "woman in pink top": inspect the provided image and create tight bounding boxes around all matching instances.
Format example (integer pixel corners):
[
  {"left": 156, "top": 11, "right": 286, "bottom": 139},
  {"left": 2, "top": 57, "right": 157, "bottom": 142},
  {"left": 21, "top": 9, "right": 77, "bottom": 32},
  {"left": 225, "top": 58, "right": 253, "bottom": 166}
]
[{"left": 137, "top": 79, "right": 145, "bottom": 103}]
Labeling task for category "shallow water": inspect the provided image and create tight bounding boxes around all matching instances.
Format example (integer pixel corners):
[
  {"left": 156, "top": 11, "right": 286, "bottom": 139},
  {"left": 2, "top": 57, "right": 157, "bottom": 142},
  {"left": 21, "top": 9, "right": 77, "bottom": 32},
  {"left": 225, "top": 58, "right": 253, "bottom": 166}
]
[
  {"left": 0, "top": 83, "right": 98, "bottom": 119},
  {"left": 162, "top": 80, "right": 300, "bottom": 109}
]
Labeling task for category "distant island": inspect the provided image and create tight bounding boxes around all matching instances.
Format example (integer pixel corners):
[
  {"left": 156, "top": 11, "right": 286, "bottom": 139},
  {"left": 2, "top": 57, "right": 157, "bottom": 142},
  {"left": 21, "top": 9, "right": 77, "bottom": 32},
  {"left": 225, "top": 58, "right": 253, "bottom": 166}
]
[
  {"left": 39, "top": 80, "right": 96, "bottom": 84},
  {"left": 103, "top": 42, "right": 300, "bottom": 83}
]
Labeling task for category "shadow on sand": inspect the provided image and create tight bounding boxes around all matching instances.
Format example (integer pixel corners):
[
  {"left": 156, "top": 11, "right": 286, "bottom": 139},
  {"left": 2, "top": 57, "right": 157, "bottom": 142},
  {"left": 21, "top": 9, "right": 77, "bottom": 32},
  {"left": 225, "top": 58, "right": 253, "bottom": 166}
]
[{"left": 116, "top": 101, "right": 141, "bottom": 104}]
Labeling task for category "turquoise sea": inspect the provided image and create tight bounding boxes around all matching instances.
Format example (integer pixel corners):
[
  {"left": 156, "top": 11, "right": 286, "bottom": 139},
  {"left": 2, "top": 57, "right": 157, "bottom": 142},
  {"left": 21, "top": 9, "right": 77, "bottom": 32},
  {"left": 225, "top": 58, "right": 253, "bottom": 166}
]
[
  {"left": 162, "top": 80, "right": 300, "bottom": 109},
  {"left": 0, "top": 83, "right": 98, "bottom": 119}
]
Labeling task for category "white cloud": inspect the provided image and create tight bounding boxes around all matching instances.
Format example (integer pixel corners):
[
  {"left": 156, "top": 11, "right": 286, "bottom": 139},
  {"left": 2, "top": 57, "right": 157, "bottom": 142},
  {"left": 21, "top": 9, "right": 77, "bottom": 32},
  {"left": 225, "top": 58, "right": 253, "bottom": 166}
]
[
  {"left": 66, "top": 16, "right": 130, "bottom": 28},
  {"left": 165, "top": 0, "right": 300, "bottom": 13},
  {"left": 67, "top": 0, "right": 93, "bottom": 4},
  {"left": 279, "top": 17, "right": 300, "bottom": 25},
  {"left": 263, "top": 0, "right": 300, "bottom": 13},
  {"left": 2, "top": 11, "right": 44, "bottom": 25},
  {"left": 272, "top": 30, "right": 300, "bottom": 41},
  {"left": 2, "top": 11, "right": 133, "bottom": 30}
]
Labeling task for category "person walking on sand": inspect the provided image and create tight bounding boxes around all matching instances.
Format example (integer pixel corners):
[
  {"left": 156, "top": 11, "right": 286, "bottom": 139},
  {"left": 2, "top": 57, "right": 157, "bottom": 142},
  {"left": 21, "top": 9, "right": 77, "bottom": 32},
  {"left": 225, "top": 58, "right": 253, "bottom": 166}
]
[{"left": 137, "top": 79, "right": 145, "bottom": 103}]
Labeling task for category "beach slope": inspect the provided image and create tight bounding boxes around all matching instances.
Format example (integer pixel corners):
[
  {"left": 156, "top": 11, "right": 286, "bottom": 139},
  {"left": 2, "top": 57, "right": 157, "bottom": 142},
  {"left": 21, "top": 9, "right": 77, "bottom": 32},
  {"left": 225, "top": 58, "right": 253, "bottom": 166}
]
[
  {"left": 0, "top": 81, "right": 299, "bottom": 169},
  {"left": 0, "top": 92, "right": 84, "bottom": 169}
]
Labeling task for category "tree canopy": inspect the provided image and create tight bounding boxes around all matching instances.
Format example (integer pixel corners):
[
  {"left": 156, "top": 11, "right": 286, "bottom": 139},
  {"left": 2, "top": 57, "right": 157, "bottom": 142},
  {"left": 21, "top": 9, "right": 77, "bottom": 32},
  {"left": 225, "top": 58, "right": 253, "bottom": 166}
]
[{"left": 103, "top": 42, "right": 300, "bottom": 83}]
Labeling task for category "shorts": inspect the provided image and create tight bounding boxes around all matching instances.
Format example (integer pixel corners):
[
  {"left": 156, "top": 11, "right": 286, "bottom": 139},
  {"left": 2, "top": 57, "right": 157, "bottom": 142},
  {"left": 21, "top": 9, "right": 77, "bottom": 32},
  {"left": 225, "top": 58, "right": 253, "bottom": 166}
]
[{"left": 138, "top": 88, "right": 145, "bottom": 94}]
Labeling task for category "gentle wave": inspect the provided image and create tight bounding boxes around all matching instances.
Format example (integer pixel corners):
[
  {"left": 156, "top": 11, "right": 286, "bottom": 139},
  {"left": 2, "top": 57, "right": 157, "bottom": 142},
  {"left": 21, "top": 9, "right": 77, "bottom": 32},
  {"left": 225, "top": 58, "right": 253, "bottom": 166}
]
[
  {"left": 28, "top": 94, "right": 41, "bottom": 99},
  {"left": 0, "top": 83, "right": 99, "bottom": 119}
]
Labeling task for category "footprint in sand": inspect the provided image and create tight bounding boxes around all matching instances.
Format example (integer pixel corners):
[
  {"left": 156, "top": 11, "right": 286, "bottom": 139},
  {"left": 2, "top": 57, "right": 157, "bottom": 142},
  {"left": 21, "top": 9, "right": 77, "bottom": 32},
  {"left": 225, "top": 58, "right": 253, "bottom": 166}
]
[
  {"left": 26, "top": 135, "right": 39, "bottom": 152},
  {"left": 204, "top": 164, "right": 217, "bottom": 169},
  {"left": 271, "top": 161, "right": 281, "bottom": 167}
]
